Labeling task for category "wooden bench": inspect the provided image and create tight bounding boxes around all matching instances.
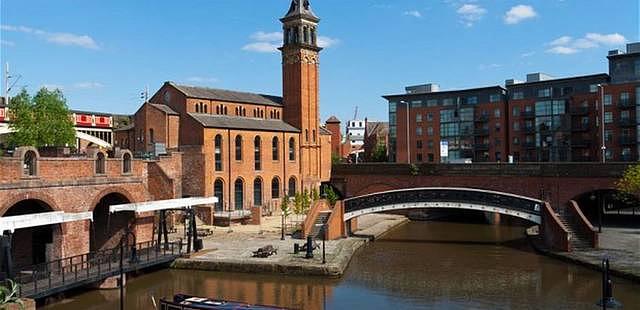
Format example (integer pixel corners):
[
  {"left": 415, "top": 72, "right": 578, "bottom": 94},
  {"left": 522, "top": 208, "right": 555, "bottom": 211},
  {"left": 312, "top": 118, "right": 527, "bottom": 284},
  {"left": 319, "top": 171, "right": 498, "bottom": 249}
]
[{"left": 252, "top": 245, "right": 277, "bottom": 258}]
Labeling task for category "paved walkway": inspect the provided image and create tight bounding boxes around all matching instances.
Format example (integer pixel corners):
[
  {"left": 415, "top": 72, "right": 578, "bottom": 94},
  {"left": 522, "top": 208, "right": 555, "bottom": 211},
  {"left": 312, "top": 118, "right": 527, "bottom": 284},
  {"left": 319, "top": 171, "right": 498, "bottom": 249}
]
[
  {"left": 550, "top": 226, "right": 640, "bottom": 282},
  {"left": 171, "top": 214, "right": 408, "bottom": 277}
]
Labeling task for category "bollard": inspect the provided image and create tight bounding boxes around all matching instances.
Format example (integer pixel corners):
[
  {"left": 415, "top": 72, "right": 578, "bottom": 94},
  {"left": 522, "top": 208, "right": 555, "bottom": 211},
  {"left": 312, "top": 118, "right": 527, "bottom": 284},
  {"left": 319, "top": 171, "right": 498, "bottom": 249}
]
[
  {"left": 294, "top": 243, "right": 300, "bottom": 254},
  {"left": 597, "top": 258, "right": 622, "bottom": 309},
  {"left": 305, "top": 236, "right": 314, "bottom": 259}
]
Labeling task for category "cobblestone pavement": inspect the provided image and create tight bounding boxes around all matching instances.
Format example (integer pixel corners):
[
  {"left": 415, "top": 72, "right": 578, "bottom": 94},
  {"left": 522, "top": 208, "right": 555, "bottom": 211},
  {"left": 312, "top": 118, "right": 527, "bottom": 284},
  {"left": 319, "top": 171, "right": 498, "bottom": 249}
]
[{"left": 171, "top": 214, "right": 408, "bottom": 277}]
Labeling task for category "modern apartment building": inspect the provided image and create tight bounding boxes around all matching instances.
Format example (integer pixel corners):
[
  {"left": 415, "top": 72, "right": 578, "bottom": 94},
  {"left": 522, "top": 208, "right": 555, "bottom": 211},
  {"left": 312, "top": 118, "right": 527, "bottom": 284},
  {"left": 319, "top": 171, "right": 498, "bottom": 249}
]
[{"left": 384, "top": 43, "right": 640, "bottom": 163}]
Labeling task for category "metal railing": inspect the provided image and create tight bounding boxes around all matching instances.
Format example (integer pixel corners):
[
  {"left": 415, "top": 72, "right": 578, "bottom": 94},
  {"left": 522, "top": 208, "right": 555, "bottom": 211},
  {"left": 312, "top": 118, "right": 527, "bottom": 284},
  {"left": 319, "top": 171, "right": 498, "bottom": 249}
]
[{"left": 9, "top": 240, "right": 182, "bottom": 299}]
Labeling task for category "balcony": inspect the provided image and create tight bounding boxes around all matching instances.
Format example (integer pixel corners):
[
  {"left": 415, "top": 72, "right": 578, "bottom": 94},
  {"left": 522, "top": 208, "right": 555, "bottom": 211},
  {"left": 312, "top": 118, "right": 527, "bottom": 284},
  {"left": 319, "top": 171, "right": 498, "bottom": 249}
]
[
  {"left": 571, "top": 139, "right": 591, "bottom": 148},
  {"left": 620, "top": 154, "right": 635, "bottom": 162},
  {"left": 618, "top": 99, "right": 635, "bottom": 109},
  {"left": 569, "top": 106, "right": 589, "bottom": 115},
  {"left": 572, "top": 155, "right": 593, "bottom": 162},
  {"left": 473, "top": 128, "right": 489, "bottom": 136},
  {"left": 523, "top": 126, "right": 536, "bottom": 134},
  {"left": 619, "top": 136, "right": 637, "bottom": 145},
  {"left": 474, "top": 143, "right": 490, "bottom": 151},
  {"left": 474, "top": 115, "right": 489, "bottom": 123},
  {"left": 521, "top": 111, "right": 535, "bottom": 119},
  {"left": 571, "top": 123, "right": 590, "bottom": 132},
  {"left": 522, "top": 142, "right": 537, "bottom": 149},
  {"left": 619, "top": 118, "right": 637, "bottom": 127}
]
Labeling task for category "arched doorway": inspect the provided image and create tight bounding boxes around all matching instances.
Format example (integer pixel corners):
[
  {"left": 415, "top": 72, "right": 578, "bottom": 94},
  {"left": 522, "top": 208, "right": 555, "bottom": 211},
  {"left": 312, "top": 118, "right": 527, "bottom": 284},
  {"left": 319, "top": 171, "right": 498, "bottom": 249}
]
[
  {"left": 91, "top": 193, "right": 135, "bottom": 252},
  {"left": 214, "top": 179, "right": 224, "bottom": 212},
  {"left": 574, "top": 189, "right": 640, "bottom": 227},
  {"left": 2, "top": 199, "right": 61, "bottom": 268},
  {"left": 235, "top": 179, "right": 244, "bottom": 211}
]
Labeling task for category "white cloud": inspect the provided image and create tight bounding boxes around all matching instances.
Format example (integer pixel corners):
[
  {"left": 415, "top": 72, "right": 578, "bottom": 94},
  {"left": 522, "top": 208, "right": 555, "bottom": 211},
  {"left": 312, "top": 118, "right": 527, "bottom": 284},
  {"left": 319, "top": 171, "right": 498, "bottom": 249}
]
[
  {"left": 521, "top": 51, "right": 536, "bottom": 57},
  {"left": 0, "top": 40, "right": 15, "bottom": 47},
  {"left": 457, "top": 4, "right": 487, "bottom": 27},
  {"left": 1, "top": 24, "right": 99, "bottom": 50},
  {"left": 242, "top": 30, "right": 339, "bottom": 53},
  {"left": 547, "top": 32, "right": 627, "bottom": 55},
  {"left": 317, "top": 36, "right": 340, "bottom": 48},
  {"left": 242, "top": 42, "right": 280, "bottom": 53},
  {"left": 73, "top": 82, "right": 104, "bottom": 89},
  {"left": 547, "top": 46, "right": 578, "bottom": 55},
  {"left": 504, "top": 5, "right": 537, "bottom": 24},
  {"left": 186, "top": 77, "right": 219, "bottom": 84},
  {"left": 404, "top": 10, "right": 422, "bottom": 18}
]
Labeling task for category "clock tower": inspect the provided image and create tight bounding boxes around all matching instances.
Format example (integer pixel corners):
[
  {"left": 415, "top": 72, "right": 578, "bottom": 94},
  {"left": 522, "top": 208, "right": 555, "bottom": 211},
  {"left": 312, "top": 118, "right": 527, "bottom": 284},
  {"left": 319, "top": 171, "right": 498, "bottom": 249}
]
[{"left": 280, "top": 0, "right": 322, "bottom": 190}]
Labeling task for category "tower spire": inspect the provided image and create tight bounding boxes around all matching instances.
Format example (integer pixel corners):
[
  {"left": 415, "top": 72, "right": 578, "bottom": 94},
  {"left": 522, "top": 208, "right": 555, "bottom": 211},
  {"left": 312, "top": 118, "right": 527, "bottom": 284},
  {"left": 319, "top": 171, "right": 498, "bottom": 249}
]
[{"left": 282, "top": 0, "right": 319, "bottom": 22}]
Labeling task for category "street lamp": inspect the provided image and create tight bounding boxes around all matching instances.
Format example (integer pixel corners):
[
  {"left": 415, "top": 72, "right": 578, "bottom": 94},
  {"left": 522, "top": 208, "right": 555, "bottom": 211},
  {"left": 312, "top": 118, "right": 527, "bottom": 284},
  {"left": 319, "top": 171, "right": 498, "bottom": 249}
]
[
  {"left": 399, "top": 100, "right": 411, "bottom": 164},
  {"left": 597, "top": 84, "right": 607, "bottom": 163}
]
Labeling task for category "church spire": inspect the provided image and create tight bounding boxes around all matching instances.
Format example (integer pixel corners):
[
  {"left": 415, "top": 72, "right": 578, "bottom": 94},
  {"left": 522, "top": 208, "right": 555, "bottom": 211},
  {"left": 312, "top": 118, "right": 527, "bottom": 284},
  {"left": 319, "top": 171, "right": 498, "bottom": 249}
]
[{"left": 282, "top": 0, "right": 319, "bottom": 23}]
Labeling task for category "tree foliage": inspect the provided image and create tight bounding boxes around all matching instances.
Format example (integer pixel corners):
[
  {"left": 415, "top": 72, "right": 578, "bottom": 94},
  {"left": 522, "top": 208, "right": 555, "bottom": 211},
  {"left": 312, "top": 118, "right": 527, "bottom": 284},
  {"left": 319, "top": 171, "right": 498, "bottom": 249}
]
[
  {"left": 325, "top": 186, "right": 339, "bottom": 207},
  {"left": 0, "top": 279, "right": 23, "bottom": 308},
  {"left": 331, "top": 153, "right": 342, "bottom": 165},
  {"left": 8, "top": 88, "right": 76, "bottom": 148},
  {"left": 369, "top": 142, "right": 388, "bottom": 162},
  {"left": 616, "top": 163, "right": 640, "bottom": 198}
]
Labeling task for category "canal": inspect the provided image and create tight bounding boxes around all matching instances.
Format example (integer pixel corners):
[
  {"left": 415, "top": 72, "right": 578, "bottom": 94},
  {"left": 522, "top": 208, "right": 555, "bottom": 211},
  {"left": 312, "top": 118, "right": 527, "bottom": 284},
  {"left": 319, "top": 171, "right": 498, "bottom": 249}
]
[{"left": 45, "top": 221, "right": 639, "bottom": 309}]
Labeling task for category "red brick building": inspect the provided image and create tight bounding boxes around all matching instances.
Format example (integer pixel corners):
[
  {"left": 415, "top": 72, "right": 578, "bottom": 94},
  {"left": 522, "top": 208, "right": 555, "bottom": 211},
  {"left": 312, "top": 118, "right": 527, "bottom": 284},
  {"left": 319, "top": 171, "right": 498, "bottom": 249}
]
[
  {"left": 384, "top": 43, "right": 640, "bottom": 163},
  {"left": 115, "top": 0, "right": 332, "bottom": 217}
]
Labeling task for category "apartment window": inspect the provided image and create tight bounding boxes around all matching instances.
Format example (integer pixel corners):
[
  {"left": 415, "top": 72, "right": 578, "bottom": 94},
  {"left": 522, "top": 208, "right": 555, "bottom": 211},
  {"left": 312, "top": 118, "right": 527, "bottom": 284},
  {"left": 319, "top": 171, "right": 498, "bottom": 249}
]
[
  {"left": 427, "top": 127, "right": 434, "bottom": 136},
  {"left": 512, "top": 91, "right": 524, "bottom": 100},
  {"left": 271, "top": 177, "right": 280, "bottom": 199},
  {"left": 215, "top": 135, "right": 223, "bottom": 171},
  {"left": 538, "top": 88, "right": 551, "bottom": 98},
  {"left": 513, "top": 137, "right": 520, "bottom": 145},
  {"left": 427, "top": 153, "right": 434, "bottom": 162},
  {"left": 635, "top": 60, "right": 640, "bottom": 76},
  {"left": 495, "top": 123, "right": 501, "bottom": 132},
  {"left": 289, "top": 138, "right": 296, "bottom": 160},
  {"left": 589, "top": 84, "right": 599, "bottom": 93},
  {"left": 389, "top": 102, "right": 397, "bottom": 112},
  {"left": 495, "top": 152, "right": 502, "bottom": 162},
  {"left": 467, "top": 96, "right": 478, "bottom": 105},
  {"left": 605, "top": 149, "right": 613, "bottom": 161},
  {"left": 427, "top": 99, "right": 438, "bottom": 107},
  {"left": 411, "top": 100, "right": 423, "bottom": 108},
  {"left": 416, "top": 140, "right": 423, "bottom": 149},
  {"left": 416, "top": 153, "right": 423, "bottom": 162},
  {"left": 604, "top": 112, "right": 613, "bottom": 124},
  {"left": 489, "top": 94, "right": 501, "bottom": 103},
  {"left": 494, "top": 109, "right": 501, "bottom": 118},
  {"left": 604, "top": 130, "right": 613, "bottom": 142},
  {"left": 253, "top": 178, "right": 263, "bottom": 206},
  {"left": 427, "top": 140, "right": 434, "bottom": 149},
  {"left": 604, "top": 94, "right": 612, "bottom": 106},
  {"left": 620, "top": 92, "right": 630, "bottom": 104},
  {"left": 426, "top": 113, "right": 433, "bottom": 122},
  {"left": 513, "top": 122, "right": 520, "bottom": 131},
  {"left": 235, "top": 135, "right": 243, "bottom": 161},
  {"left": 512, "top": 106, "right": 520, "bottom": 116},
  {"left": 621, "top": 110, "right": 630, "bottom": 120},
  {"left": 443, "top": 98, "right": 454, "bottom": 106},
  {"left": 416, "top": 114, "right": 422, "bottom": 122},
  {"left": 416, "top": 127, "right": 423, "bottom": 136}
]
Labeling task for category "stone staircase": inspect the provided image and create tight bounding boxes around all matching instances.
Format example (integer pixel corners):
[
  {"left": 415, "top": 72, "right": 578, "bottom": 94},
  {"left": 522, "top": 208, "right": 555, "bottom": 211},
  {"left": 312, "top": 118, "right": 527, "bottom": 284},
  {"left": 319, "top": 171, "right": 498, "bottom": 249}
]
[
  {"left": 554, "top": 207, "right": 593, "bottom": 250},
  {"left": 310, "top": 211, "right": 332, "bottom": 239}
]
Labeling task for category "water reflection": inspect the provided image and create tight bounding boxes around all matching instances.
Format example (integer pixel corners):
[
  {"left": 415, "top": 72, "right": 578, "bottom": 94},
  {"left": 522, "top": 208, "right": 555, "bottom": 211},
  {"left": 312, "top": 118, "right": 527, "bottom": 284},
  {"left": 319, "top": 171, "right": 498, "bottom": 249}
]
[{"left": 44, "top": 221, "right": 640, "bottom": 310}]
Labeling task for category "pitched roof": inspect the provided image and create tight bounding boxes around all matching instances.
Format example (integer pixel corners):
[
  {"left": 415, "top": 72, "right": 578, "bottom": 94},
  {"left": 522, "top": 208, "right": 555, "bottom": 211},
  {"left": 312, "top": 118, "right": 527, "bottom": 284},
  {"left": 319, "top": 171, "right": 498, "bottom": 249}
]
[
  {"left": 169, "top": 82, "right": 283, "bottom": 107},
  {"left": 282, "top": 0, "right": 319, "bottom": 22},
  {"left": 188, "top": 113, "right": 300, "bottom": 132},
  {"left": 325, "top": 116, "right": 340, "bottom": 123},
  {"left": 114, "top": 123, "right": 135, "bottom": 132},
  {"left": 150, "top": 103, "right": 179, "bottom": 115},
  {"left": 319, "top": 126, "right": 332, "bottom": 135},
  {"left": 366, "top": 121, "right": 389, "bottom": 137}
]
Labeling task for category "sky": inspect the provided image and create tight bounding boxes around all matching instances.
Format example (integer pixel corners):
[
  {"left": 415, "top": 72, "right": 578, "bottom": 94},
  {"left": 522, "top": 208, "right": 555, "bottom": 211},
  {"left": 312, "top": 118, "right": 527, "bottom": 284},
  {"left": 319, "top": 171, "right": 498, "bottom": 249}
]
[{"left": 1, "top": 0, "right": 639, "bottom": 126}]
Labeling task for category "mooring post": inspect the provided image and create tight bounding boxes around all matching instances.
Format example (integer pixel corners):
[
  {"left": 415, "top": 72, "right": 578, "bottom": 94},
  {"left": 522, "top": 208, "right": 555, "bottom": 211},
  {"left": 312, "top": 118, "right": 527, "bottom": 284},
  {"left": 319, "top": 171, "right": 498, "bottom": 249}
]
[{"left": 305, "top": 235, "right": 314, "bottom": 259}]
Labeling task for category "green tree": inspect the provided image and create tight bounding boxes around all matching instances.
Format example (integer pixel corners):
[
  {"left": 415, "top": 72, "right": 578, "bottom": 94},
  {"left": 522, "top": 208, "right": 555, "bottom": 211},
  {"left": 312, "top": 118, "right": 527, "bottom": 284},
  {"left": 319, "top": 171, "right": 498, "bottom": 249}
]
[
  {"left": 280, "top": 195, "right": 291, "bottom": 230},
  {"left": 331, "top": 153, "right": 342, "bottom": 165},
  {"left": 311, "top": 187, "right": 319, "bottom": 202},
  {"left": 616, "top": 163, "right": 640, "bottom": 198},
  {"left": 293, "top": 192, "right": 304, "bottom": 222},
  {"left": 369, "top": 142, "right": 388, "bottom": 162},
  {"left": 8, "top": 88, "right": 75, "bottom": 148},
  {"left": 325, "top": 186, "right": 339, "bottom": 207}
]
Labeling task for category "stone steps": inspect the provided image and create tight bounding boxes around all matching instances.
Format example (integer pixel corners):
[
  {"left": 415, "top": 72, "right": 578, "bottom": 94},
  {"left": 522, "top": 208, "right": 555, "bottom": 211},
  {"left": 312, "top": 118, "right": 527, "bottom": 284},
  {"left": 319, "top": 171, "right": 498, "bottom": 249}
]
[
  {"left": 554, "top": 209, "right": 593, "bottom": 250},
  {"left": 310, "top": 211, "right": 331, "bottom": 239}
]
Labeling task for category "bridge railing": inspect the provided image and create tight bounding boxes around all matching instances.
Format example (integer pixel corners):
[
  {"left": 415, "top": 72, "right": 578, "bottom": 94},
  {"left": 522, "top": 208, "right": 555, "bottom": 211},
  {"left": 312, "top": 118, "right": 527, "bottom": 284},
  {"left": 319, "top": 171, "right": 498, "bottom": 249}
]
[
  {"left": 10, "top": 240, "right": 182, "bottom": 298},
  {"left": 344, "top": 188, "right": 541, "bottom": 217}
]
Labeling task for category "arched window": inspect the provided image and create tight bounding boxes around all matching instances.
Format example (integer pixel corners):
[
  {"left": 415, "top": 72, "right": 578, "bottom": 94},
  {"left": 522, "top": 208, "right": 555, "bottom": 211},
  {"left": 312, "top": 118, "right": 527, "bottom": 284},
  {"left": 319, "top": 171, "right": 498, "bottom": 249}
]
[
  {"left": 195, "top": 104, "right": 200, "bottom": 113},
  {"left": 311, "top": 28, "right": 317, "bottom": 45},
  {"left": 288, "top": 177, "right": 296, "bottom": 197},
  {"left": 289, "top": 137, "right": 296, "bottom": 161},
  {"left": 303, "top": 26, "right": 309, "bottom": 44},
  {"left": 216, "top": 106, "right": 220, "bottom": 114},
  {"left": 272, "top": 137, "right": 279, "bottom": 160},
  {"left": 313, "top": 130, "right": 316, "bottom": 143},
  {"left": 284, "top": 28, "right": 290, "bottom": 44},
  {"left": 270, "top": 111, "right": 274, "bottom": 119},
  {"left": 204, "top": 104, "right": 208, "bottom": 114},
  {"left": 235, "top": 107, "right": 239, "bottom": 115},
  {"left": 305, "top": 130, "right": 309, "bottom": 142},
  {"left": 271, "top": 177, "right": 280, "bottom": 199},
  {"left": 242, "top": 108, "right": 246, "bottom": 116},
  {"left": 122, "top": 153, "right": 132, "bottom": 174},
  {"left": 235, "top": 135, "right": 243, "bottom": 161},
  {"left": 260, "top": 110, "right": 264, "bottom": 118},
  {"left": 224, "top": 106, "right": 228, "bottom": 115},
  {"left": 214, "top": 179, "right": 224, "bottom": 212},
  {"left": 149, "top": 129, "right": 155, "bottom": 144},
  {"left": 96, "top": 152, "right": 106, "bottom": 175},
  {"left": 23, "top": 150, "right": 37, "bottom": 176},
  {"left": 214, "top": 135, "right": 223, "bottom": 171},
  {"left": 234, "top": 178, "right": 244, "bottom": 210},
  {"left": 253, "top": 178, "right": 263, "bottom": 206},
  {"left": 254, "top": 136, "right": 261, "bottom": 171}
]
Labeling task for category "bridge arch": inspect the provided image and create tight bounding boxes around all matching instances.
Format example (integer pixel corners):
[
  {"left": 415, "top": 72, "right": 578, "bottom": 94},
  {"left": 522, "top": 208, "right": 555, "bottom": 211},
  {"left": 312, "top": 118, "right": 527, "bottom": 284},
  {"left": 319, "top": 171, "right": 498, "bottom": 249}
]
[
  {"left": 90, "top": 189, "right": 136, "bottom": 251},
  {"left": 343, "top": 187, "right": 543, "bottom": 224}
]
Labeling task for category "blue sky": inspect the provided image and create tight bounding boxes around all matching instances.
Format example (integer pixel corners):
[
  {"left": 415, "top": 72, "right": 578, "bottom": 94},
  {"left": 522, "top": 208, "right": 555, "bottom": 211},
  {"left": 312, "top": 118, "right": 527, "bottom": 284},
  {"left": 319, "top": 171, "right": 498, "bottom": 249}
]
[{"left": 1, "top": 0, "right": 639, "bottom": 125}]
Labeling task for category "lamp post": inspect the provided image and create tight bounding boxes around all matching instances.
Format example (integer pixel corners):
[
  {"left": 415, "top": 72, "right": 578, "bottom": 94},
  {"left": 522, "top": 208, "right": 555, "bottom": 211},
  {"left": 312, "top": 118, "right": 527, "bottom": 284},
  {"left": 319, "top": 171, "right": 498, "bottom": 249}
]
[
  {"left": 598, "top": 84, "right": 607, "bottom": 163},
  {"left": 400, "top": 100, "right": 411, "bottom": 164}
]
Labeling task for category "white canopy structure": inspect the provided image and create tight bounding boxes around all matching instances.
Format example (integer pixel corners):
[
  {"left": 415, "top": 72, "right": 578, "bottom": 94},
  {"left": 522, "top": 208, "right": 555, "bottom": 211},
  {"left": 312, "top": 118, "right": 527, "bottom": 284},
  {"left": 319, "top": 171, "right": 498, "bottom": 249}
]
[
  {"left": 109, "top": 197, "right": 218, "bottom": 214},
  {"left": 0, "top": 126, "right": 112, "bottom": 149},
  {"left": 0, "top": 211, "right": 93, "bottom": 233}
]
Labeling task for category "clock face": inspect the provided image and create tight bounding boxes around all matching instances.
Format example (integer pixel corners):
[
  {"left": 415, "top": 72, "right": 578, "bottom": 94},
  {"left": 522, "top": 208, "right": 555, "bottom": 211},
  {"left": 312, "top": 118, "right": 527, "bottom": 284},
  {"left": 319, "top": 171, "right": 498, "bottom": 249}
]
[{"left": 163, "top": 91, "right": 171, "bottom": 103}]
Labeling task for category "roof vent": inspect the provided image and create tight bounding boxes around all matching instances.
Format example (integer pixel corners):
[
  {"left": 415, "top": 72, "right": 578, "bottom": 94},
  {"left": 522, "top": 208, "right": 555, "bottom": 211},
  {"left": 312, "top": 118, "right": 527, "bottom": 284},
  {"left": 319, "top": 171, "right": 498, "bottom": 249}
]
[
  {"left": 627, "top": 42, "right": 640, "bottom": 54},
  {"left": 526, "top": 73, "right": 553, "bottom": 83},
  {"left": 608, "top": 49, "right": 622, "bottom": 56},
  {"left": 405, "top": 84, "right": 440, "bottom": 94}
]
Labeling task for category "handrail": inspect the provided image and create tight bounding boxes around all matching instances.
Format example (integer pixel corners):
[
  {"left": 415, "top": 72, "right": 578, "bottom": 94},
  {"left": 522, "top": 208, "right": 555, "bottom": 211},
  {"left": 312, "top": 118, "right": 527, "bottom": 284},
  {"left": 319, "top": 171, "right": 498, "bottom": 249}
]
[
  {"left": 302, "top": 199, "right": 330, "bottom": 237},
  {"left": 541, "top": 202, "right": 570, "bottom": 251},
  {"left": 568, "top": 200, "right": 599, "bottom": 248}
]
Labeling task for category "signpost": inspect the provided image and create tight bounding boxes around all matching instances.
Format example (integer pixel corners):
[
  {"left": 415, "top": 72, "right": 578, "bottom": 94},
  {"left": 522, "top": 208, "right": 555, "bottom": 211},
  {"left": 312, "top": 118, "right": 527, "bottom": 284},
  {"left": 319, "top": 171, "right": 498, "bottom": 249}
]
[{"left": 440, "top": 140, "right": 449, "bottom": 163}]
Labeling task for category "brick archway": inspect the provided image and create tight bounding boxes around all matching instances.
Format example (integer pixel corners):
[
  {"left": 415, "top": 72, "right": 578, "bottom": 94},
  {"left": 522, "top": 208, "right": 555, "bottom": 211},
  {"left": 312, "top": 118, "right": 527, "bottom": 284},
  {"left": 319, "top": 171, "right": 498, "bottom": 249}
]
[
  {"left": 89, "top": 187, "right": 137, "bottom": 211},
  {"left": 0, "top": 192, "right": 60, "bottom": 217},
  {"left": 90, "top": 189, "right": 136, "bottom": 251}
]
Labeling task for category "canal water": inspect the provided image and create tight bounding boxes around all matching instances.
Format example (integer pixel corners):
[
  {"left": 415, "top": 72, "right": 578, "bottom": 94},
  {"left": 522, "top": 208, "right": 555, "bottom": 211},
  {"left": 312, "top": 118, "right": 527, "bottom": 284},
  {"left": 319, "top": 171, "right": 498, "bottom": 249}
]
[{"left": 45, "top": 221, "right": 639, "bottom": 309}]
